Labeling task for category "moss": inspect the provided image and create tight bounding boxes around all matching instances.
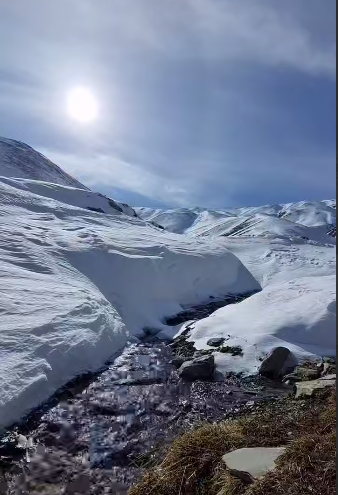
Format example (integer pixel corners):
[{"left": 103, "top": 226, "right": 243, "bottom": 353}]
[{"left": 218, "top": 346, "right": 244, "bottom": 357}]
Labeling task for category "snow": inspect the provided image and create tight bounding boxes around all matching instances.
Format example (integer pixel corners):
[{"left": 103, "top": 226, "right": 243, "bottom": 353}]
[
  {"left": 139, "top": 202, "right": 336, "bottom": 376},
  {"left": 0, "top": 176, "right": 259, "bottom": 430},
  {"left": 136, "top": 200, "right": 336, "bottom": 238},
  {"left": 279, "top": 200, "right": 336, "bottom": 227},
  {"left": 0, "top": 138, "right": 137, "bottom": 218},
  {"left": 0, "top": 136, "right": 336, "bottom": 428},
  {"left": 189, "top": 236, "right": 336, "bottom": 375},
  {"left": 0, "top": 137, "right": 85, "bottom": 189},
  {"left": 0, "top": 176, "right": 137, "bottom": 218}
]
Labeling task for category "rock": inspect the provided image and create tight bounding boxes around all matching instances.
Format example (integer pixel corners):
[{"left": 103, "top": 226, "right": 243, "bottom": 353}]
[
  {"left": 171, "top": 357, "right": 186, "bottom": 369},
  {"left": 283, "top": 367, "right": 319, "bottom": 383},
  {"left": 222, "top": 447, "right": 286, "bottom": 484},
  {"left": 178, "top": 355, "right": 215, "bottom": 381},
  {"left": 259, "top": 347, "right": 295, "bottom": 379},
  {"left": 65, "top": 474, "right": 90, "bottom": 494},
  {"left": 207, "top": 338, "right": 226, "bottom": 347},
  {"left": 282, "top": 373, "right": 302, "bottom": 384},
  {"left": 295, "top": 367, "right": 320, "bottom": 381},
  {"left": 321, "top": 362, "right": 336, "bottom": 377},
  {"left": 295, "top": 377, "right": 336, "bottom": 398},
  {"left": 320, "top": 374, "right": 336, "bottom": 381},
  {"left": 0, "top": 478, "right": 8, "bottom": 493}
]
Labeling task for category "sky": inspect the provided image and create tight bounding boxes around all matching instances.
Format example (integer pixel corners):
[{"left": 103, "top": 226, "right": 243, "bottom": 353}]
[{"left": 0, "top": 0, "right": 336, "bottom": 208}]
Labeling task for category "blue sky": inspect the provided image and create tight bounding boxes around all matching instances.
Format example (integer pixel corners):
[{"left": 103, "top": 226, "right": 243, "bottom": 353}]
[{"left": 0, "top": 0, "right": 336, "bottom": 208}]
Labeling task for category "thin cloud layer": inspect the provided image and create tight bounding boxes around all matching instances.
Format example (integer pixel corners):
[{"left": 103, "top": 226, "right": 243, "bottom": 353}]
[{"left": 0, "top": 0, "right": 336, "bottom": 207}]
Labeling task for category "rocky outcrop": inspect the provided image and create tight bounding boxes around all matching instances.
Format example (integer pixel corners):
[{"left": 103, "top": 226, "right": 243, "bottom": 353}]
[
  {"left": 283, "top": 366, "right": 320, "bottom": 384},
  {"left": 295, "top": 376, "right": 336, "bottom": 398}
]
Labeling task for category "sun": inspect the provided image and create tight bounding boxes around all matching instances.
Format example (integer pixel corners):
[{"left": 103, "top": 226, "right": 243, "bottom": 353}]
[{"left": 66, "top": 87, "right": 99, "bottom": 124}]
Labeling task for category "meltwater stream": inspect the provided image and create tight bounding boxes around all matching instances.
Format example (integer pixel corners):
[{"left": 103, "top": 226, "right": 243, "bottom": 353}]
[{"left": 1, "top": 295, "right": 284, "bottom": 494}]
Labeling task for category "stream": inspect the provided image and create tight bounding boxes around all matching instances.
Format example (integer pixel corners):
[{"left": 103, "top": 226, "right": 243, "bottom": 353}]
[{"left": 0, "top": 295, "right": 286, "bottom": 494}]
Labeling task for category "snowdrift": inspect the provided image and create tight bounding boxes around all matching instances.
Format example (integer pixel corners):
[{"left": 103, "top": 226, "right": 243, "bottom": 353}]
[
  {"left": 190, "top": 276, "right": 336, "bottom": 375},
  {"left": 188, "top": 236, "right": 336, "bottom": 375},
  {"left": 0, "top": 178, "right": 259, "bottom": 430}
]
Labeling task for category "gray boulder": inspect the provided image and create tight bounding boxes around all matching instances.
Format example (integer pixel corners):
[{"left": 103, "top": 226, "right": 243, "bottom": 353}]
[
  {"left": 259, "top": 347, "right": 295, "bottom": 379},
  {"left": 222, "top": 447, "right": 286, "bottom": 484},
  {"left": 207, "top": 338, "right": 226, "bottom": 347},
  {"left": 178, "top": 355, "right": 215, "bottom": 381}
]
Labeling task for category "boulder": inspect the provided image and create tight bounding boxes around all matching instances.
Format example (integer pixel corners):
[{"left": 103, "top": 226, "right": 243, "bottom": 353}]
[
  {"left": 207, "top": 338, "right": 226, "bottom": 347},
  {"left": 295, "top": 377, "right": 336, "bottom": 398},
  {"left": 178, "top": 355, "right": 215, "bottom": 381},
  {"left": 171, "top": 357, "right": 186, "bottom": 369},
  {"left": 222, "top": 447, "right": 286, "bottom": 484},
  {"left": 259, "top": 347, "right": 295, "bottom": 379}
]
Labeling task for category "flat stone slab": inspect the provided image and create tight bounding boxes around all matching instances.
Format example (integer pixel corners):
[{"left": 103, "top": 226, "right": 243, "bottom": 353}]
[
  {"left": 222, "top": 447, "right": 286, "bottom": 482},
  {"left": 295, "top": 377, "right": 336, "bottom": 398},
  {"left": 320, "top": 374, "right": 336, "bottom": 381}
]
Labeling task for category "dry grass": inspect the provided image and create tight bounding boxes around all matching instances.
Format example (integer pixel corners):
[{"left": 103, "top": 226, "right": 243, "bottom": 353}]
[
  {"left": 212, "top": 471, "right": 247, "bottom": 495},
  {"left": 247, "top": 433, "right": 336, "bottom": 495},
  {"left": 129, "top": 423, "right": 245, "bottom": 495},
  {"left": 246, "top": 390, "right": 336, "bottom": 495},
  {"left": 129, "top": 388, "right": 336, "bottom": 495}
]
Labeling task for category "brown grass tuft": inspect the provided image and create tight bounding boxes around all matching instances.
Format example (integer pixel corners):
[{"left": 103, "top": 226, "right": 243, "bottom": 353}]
[
  {"left": 129, "top": 423, "right": 245, "bottom": 495},
  {"left": 129, "top": 388, "right": 336, "bottom": 495},
  {"left": 246, "top": 432, "right": 336, "bottom": 495}
]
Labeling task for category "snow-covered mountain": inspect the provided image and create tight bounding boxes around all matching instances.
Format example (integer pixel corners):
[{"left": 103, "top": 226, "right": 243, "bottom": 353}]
[
  {"left": 136, "top": 200, "right": 336, "bottom": 241},
  {"left": 0, "top": 137, "right": 137, "bottom": 218},
  {"left": 0, "top": 138, "right": 336, "bottom": 430},
  {"left": 0, "top": 137, "right": 85, "bottom": 188}
]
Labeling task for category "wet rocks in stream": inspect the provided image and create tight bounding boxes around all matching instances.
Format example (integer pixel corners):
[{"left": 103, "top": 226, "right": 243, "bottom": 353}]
[{"left": 1, "top": 293, "right": 284, "bottom": 493}]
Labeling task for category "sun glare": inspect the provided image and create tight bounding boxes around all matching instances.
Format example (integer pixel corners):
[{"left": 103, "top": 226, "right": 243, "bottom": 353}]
[{"left": 66, "top": 87, "right": 99, "bottom": 124}]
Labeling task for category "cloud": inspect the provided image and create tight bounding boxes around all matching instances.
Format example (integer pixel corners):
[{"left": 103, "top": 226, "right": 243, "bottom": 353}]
[
  {"left": 186, "top": 0, "right": 336, "bottom": 77},
  {"left": 0, "top": 0, "right": 336, "bottom": 208},
  {"left": 42, "top": 149, "right": 195, "bottom": 206},
  {"left": 0, "top": 0, "right": 335, "bottom": 77}
]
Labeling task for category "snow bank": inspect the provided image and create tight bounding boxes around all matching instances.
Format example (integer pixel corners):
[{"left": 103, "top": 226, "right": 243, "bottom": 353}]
[
  {"left": 189, "top": 236, "right": 336, "bottom": 375},
  {"left": 0, "top": 178, "right": 259, "bottom": 429},
  {"left": 191, "top": 276, "right": 336, "bottom": 375}
]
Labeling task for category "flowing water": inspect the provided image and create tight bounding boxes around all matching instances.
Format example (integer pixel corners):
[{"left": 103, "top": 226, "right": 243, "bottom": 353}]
[{"left": 0, "top": 296, "right": 285, "bottom": 494}]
